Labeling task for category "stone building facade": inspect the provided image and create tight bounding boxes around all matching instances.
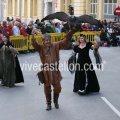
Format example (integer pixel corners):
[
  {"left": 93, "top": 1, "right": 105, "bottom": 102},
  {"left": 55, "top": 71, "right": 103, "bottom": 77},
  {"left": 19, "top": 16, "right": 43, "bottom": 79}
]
[{"left": 1, "top": 0, "right": 120, "bottom": 23}]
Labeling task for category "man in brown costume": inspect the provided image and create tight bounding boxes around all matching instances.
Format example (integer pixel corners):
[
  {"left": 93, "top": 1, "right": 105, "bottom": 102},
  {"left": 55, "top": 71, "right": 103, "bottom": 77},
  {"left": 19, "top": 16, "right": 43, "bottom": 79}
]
[{"left": 32, "top": 28, "right": 77, "bottom": 111}]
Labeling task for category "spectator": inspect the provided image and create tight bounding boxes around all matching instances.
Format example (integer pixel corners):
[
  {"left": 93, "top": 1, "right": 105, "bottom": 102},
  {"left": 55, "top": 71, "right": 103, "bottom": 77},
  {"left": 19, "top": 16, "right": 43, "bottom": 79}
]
[
  {"left": 111, "top": 29, "right": 118, "bottom": 46},
  {"left": 12, "top": 22, "right": 20, "bottom": 36},
  {"left": 6, "top": 17, "right": 11, "bottom": 23},
  {"left": 6, "top": 22, "right": 13, "bottom": 36},
  {"left": 34, "top": 19, "right": 39, "bottom": 24},
  {"left": 107, "top": 25, "right": 113, "bottom": 35},
  {"left": 100, "top": 29, "right": 111, "bottom": 47},
  {"left": 20, "top": 23, "right": 28, "bottom": 36},
  {"left": 2, "top": 21, "right": 9, "bottom": 34},
  {"left": 103, "top": 19, "right": 107, "bottom": 27},
  {"left": 0, "top": 29, "right": 3, "bottom": 44},
  {"left": 26, "top": 24, "right": 33, "bottom": 35},
  {"left": 16, "top": 18, "right": 21, "bottom": 23},
  {"left": 38, "top": 22, "right": 47, "bottom": 34},
  {"left": 55, "top": 22, "right": 61, "bottom": 33},
  {"left": 46, "top": 23, "right": 56, "bottom": 33},
  {"left": 82, "top": 24, "right": 89, "bottom": 31}
]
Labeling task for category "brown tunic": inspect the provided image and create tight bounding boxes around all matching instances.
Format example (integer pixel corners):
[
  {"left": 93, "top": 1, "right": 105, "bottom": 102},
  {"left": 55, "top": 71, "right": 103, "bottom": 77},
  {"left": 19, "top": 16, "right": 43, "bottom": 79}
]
[{"left": 32, "top": 38, "right": 69, "bottom": 86}]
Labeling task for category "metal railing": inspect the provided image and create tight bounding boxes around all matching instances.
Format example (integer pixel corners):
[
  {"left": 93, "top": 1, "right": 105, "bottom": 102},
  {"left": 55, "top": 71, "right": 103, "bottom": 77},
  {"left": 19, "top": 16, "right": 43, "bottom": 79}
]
[{"left": 9, "top": 31, "right": 101, "bottom": 51}]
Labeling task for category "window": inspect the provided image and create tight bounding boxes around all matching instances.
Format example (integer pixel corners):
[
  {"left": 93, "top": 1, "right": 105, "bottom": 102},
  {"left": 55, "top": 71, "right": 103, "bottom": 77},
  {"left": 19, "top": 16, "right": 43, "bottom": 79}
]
[
  {"left": 104, "top": 0, "right": 108, "bottom": 3},
  {"left": 104, "top": 4, "right": 107, "bottom": 14},
  {"left": 90, "top": 0, "right": 97, "bottom": 14},
  {"left": 109, "top": 0, "right": 112, "bottom": 3},
  {"left": 91, "top": 0, "right": 97, "bottom": 3},
  {"left": 104, "top": 0, "right": 117, "bottom": 3},
  {"left": 104, "top": 0, "right": 117, "bottom": 15}
]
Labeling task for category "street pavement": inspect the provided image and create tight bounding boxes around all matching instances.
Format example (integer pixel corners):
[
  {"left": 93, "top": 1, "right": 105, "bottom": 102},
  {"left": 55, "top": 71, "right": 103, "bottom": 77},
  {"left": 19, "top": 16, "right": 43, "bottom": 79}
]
[{"left": 0, "top": 46, "right": 120, "bottom": 120}]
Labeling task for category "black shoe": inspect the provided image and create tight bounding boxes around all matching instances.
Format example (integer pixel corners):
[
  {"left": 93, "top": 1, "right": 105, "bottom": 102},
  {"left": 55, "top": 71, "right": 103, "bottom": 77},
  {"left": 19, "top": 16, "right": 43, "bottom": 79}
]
[
  {"left": 46, "top": 105, "right": 52, "bottom": 111},
  {"left": 78, "top": 90, "right": 86, "bottom": 95},
  {"left": 54, "top": 103, "right": 59, "bottom": 109}
]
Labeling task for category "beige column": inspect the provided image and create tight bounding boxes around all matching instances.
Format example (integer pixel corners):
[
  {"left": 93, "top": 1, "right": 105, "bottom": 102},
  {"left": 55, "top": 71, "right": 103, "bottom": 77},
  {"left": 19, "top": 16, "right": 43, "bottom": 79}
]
[
  {"left": 24, "top": 0, "right": 28, "bottom": 18},
  {"left": 60, "top": 0, "right": 65, "bottom": 12},
  {"left": 97, "top": 0, "right": 104, "bottom": 20},
  {"left": 27, "top": 0, "right": 31, "bottom": 18},
  {"left": 86, "top": 0, "right": 90, "bottom": 14},
  {"left": 30, "top": 0, "right": 33, "bottom": 18},
  {"left": 21, "top": 0, "right": 24, "bottom": 17},
  {"left": 17, "top": 0, "right": 19, "bottom": 17},
  {"left": 118, "top": 0, "right": 120, "bottom": 6},
  {"left": 12, "top": 0, "right": 15, "bottom": 17},
  {"left": 18, "top": 0, "right": 22, "bottom": 19},
  {"left": 37, "top": 0, "right": 42, "bottom": 19},
  {"left": 33, "top": 0, "right": 35, "bottom": 17},
  {"left": 65, "top": 0, "right": 69, "bottom": 14},
  {"left": 21, "top": 0, "right": 27, "bottom": 23},
  {"left": 71, "top": 0, "right": 74, "bottom": 6},
  {"left": 73, "top": 0, "right": 86, "bottom": 16},
  {"left": 13, "top": 0, "right": 19, "bottom": 17}
]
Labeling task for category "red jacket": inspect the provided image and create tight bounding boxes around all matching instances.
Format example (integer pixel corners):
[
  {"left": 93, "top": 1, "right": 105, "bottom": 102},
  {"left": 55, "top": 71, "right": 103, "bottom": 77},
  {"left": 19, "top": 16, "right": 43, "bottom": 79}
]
[
  {"left": 82, "top": 27, "right": 89, "bottom": 31},
  {"left": 20, "top": 27, "right": 28, "bottom": 36},
  {"left": 2, "top": 24, "right": 9, "bottom": 34},
  {"left": 6, "top": 26, "right": 13, "bottom": 36},
  {"left": 16, "top": 19, "right": 21, "bottom": 23}
]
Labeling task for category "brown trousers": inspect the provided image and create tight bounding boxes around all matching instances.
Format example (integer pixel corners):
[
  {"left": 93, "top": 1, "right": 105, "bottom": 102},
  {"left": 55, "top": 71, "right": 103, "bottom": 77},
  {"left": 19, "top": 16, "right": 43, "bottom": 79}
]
[{"left": 44, "top": 83, "right": 61, "bottom": 95}]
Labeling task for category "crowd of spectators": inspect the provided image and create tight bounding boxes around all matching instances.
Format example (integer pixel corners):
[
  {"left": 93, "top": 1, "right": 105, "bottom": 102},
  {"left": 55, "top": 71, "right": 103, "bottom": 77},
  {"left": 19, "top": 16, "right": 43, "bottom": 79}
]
[{"left": 0, "top": 17, "right": 120, "bottom": 47}]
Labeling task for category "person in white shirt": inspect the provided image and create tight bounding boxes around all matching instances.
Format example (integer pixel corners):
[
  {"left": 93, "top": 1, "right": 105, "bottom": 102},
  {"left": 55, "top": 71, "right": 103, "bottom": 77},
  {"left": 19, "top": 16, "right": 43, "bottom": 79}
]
[
  {"left": 107, "top": 25, "right": 112, "bottom": 35},
  {"left": 12, "top": 22, "right": 20, "bottom": 36}
]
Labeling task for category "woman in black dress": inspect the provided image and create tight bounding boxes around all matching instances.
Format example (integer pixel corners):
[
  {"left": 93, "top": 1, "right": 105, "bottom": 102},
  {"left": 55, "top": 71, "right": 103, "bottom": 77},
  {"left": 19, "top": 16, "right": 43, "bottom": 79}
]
[{"left": 73, "top": 34, "right": 100, "bottom": 95}]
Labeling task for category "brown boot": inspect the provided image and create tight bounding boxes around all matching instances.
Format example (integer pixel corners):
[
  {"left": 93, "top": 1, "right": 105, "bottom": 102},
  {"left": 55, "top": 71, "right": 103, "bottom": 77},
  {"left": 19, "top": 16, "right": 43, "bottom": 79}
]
[
  {"left": 45, "top": 94, "right": 52, "bottom": 111},
  {"left": 53, "top": 93, "right": 59, "bottom": 109}
]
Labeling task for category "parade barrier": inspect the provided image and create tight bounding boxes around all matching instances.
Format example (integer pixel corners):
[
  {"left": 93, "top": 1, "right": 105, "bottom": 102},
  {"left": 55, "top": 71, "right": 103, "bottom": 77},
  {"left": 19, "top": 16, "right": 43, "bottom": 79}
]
[
  {"left": 9, "top": 31, "right": 101, "bottom": 51},
  {"left": 73, "top": 31, "right": 101, "bottom": 43},
  {"left": 28, "top": 33, "right": 65, "bottom": 50},
  {"left": 10, "top": 35, "right": 28, "bottom": 51},
  {"left": 29, "top": 34, "right": 43, "bottom": 50}
]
